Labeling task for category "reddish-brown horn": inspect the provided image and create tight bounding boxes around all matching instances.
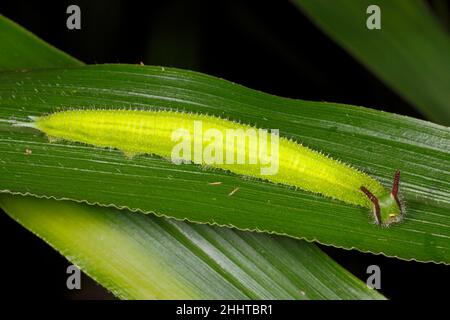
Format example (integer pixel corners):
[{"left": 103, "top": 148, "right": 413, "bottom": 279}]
[
  {"left": 391, "top": 170, "right": 402, "bottom": 214},
  {"left": 392, "top": 170, "right": 400, "bottom": 196},
  {"left": 360, "top": 186, "right": 381, "bottom": 225}
]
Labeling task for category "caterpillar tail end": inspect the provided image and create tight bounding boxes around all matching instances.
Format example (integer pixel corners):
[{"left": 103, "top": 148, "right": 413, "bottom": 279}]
[
  {"left": 12, "top": 120, "right": 37, "bottom": 129},
  {"left": 10, "top": 116, "right": 39, "bottom": 129}
]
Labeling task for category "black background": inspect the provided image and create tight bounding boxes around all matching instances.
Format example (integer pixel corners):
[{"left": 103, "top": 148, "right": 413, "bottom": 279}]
[{"left": 0, "top": 0, "right": 448, "bottom": 300}]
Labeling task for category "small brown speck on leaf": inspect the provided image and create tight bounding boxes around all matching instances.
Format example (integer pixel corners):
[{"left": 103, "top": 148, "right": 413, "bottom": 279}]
[
  {"left": 24, "top": 148, "right": 32, "bottom": 155},
  {"left": 208, "top": 182, "right": 222, "bottom": 186}
]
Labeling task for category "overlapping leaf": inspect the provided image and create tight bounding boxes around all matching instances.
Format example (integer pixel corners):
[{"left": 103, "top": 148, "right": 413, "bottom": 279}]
[{"left": 1, "top": 194, "right": 383, "bottom": 299}]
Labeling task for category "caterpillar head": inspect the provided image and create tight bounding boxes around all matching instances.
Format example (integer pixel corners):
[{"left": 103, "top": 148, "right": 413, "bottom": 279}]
[{"left": 361, "top": 170, "right": 403, "bottom": 226}]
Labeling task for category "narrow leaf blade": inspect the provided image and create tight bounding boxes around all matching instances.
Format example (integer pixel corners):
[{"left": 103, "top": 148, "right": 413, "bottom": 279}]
[
  {"left": 292, "top": 0, "right": 450, "bottom": 124},
  {"left": 0, "top": 15, "right": 82, "bottom": 71},
  {"left": 0, "top": 64, "right": 448, "bottom": 264}
]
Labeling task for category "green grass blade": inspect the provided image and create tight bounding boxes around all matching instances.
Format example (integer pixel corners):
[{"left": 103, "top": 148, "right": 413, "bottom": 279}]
[
  {"left": 0, "top": 64, "right": 448, "bottom": 264},
  {"left": 0, "top": 14, "right": 384, "bottom": 299},
  {"left": 0, "top": 194, "right": 384, "bottom": 299},
  {"left": 292, "top": 0, "right": 450, "bottom": 125},
  {"left": 0, "top": 15, "right": 82, "bottom": 71}
]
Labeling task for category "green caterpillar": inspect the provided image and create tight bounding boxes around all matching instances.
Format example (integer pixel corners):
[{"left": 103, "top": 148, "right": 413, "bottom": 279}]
[{"left": 17, "top": 109, "right": 403, "bottom": 226}]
